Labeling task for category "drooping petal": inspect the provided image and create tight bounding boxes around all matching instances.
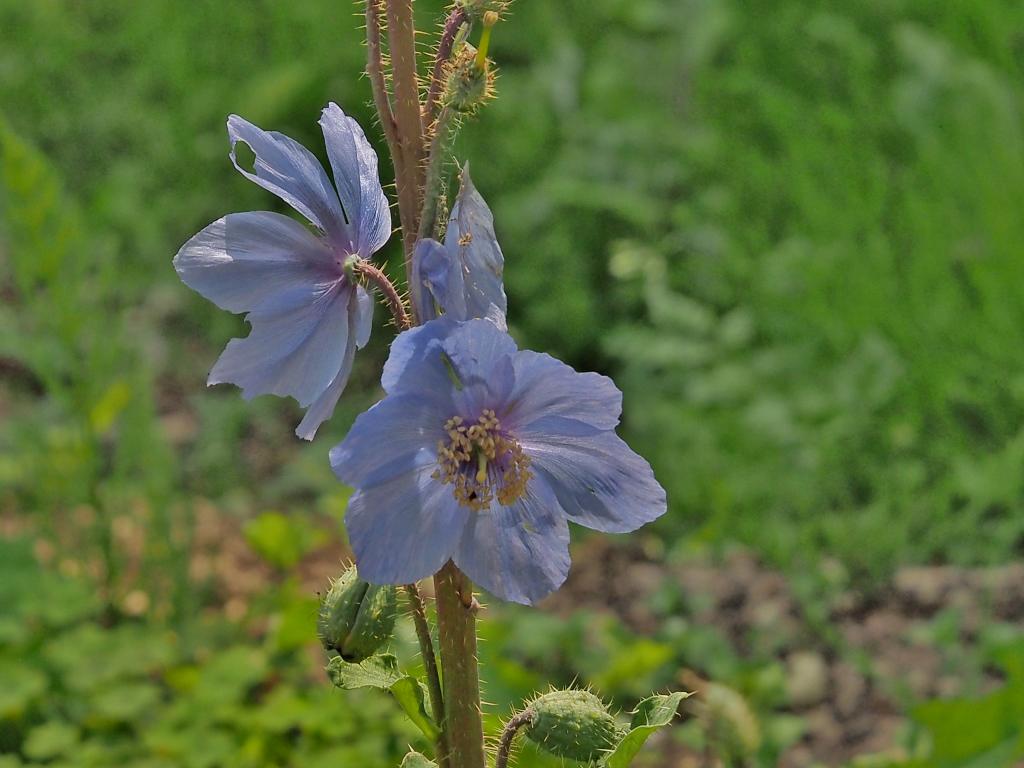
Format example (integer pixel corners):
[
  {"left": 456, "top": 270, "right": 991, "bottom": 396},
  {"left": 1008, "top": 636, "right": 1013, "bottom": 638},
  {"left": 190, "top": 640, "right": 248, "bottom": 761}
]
[
  {"left": 410, "top": 238, "right": 445, "bottom": 323},
  {"left": 344, "top": 460, "right": 468, "bottom": 586},
  {"left": 413, "top": 167, "right": 507, "bottom": 326},
  {"left": 209, "top": 281, "right": 352, "bottom": 409},
  {"left": 295, "top": 291, "right": 364, "bottom": 440},
  {"left": 502, "top": 351, "right": 623, "bottom": 432},
  {"left": 330, "top": 392, "right": 451, "bottom": 488},
  {"left": 520, "top": 428, "right": 667, "bottom": 534},
  {"left": 173, "top": 211, "right": 338, "bottom": 314},
  {"left": 354, "top": 285, "right": 374, "bottom": 349},
  {"left": 453, "top": 477, "right": 571, "bottom": 604},
  {"left": 319, "top": 103, "right": 392, "bottom": 256},
  {"left": 227, "top": 114, "right": 348, "bottom": 246}
]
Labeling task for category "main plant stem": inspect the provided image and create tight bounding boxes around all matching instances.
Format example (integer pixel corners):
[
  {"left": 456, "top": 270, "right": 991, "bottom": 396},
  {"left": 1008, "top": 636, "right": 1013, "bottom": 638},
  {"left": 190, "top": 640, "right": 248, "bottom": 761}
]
[{"left": 434, "top": 561, "right": 485, "bottom": 768}]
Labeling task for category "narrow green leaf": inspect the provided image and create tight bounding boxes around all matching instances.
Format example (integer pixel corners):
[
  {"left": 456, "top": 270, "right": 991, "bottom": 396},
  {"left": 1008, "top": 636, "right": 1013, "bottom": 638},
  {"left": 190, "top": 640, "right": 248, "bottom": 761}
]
[
  {"left": 603, "top": 692, "right": 690, "bottom": 768},
  {"left": 327, "top": 654, "right": 440, "bottom": 741}
]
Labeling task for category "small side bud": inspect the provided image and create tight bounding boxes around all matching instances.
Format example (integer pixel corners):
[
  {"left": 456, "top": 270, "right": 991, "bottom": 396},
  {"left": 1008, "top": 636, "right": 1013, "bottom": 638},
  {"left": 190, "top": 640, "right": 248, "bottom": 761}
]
[
  {"left": 317, "top": 565, "right": 397, "bottom": 662},
  {"left": 524, "top": 689, "right": 623, "bottom": 762},
  {"left": 458, "top": 0, "right": 510, "bottom": 20}
]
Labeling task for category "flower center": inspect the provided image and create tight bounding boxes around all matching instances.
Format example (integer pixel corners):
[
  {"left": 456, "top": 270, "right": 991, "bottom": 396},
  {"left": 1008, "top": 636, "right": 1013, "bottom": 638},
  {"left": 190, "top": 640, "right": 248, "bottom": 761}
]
[{"left": 434, "top": 409, "right": 531, "bottom": 511}]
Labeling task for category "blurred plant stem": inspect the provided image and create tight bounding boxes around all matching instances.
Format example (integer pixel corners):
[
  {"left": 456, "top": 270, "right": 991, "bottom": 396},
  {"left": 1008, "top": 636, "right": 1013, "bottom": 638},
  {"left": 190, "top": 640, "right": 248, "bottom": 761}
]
[{"left": 434, "top": 561, "right": 485, "bottom": 768}]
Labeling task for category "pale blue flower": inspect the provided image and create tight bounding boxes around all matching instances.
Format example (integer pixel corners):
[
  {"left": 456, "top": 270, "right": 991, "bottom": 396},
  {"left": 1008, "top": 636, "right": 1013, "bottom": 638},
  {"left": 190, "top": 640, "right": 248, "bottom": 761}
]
[
  {"left": 411, "top": 166, "right": 506, "bottom": 327},
  {"left": 174, "top": 104, "right": 390, "bottom": 439},
  {"left": 330, "top": 318, "right": 666, "bottom": 604}
]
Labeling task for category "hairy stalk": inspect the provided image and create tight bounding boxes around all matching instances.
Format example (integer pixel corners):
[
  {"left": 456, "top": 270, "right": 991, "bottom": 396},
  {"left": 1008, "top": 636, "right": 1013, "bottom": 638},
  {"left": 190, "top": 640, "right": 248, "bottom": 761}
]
[
  {"left": 353, "top": 259, "right": 412, "bottom": 329},
  {"left": 404, "top": 583, "right": 449, "bottom": 768},
  {"left": 496, "top": 710, "right": 535, "bottom": 768},
  {"left": 365, "top": 0, "right": 417, "bottom": 262},
  {"left": 385, "top": 0, "right": 426, "bottom": 276},
  {"left": 418, "top": 105, "right": 458, "bottom": 241},
  {"left": 434, "top": 561, "right": 485, "bottom": 768},
  {"left": 424, "top": 5, "right": 470, "bottom": 121}
]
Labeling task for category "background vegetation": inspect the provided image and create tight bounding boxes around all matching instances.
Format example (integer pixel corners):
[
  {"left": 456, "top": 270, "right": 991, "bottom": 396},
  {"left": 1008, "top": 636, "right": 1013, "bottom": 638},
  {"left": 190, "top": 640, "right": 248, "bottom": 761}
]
[{"left": 2, "top": 0, "right": 1024, "bottom": 765}]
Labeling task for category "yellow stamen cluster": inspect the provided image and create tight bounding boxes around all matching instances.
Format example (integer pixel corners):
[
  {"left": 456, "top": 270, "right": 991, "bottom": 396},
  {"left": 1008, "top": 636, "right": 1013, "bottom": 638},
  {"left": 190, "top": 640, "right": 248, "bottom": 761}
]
[{"left": 435, "top": 409, "right": 532, "bottom": 511}]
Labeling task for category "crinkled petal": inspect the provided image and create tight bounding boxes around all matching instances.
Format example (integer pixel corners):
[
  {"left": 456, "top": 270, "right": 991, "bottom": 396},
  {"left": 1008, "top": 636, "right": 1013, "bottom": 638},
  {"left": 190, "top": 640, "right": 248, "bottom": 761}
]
[
  {"left": 453, "top": 476, "right": 570, "bottom": 605},
  {"left": 173, "top": 211, "right": 337, "bottom": 314},
  {"left": 295, "top": 292, "right": 364, "bottom": 440},
  {"left": 502, "top": 351, "right": 622, "bottom": 432},
  {"left": 442, "top": 318, "right": 518, "bottom": 389},
  {"left": 319, "top": 103, "right": 392, "bottom": 256},
  {"left": 227, "top": 114, "right": 347, "bottom": 246},
  {"left": 209, "top": 281, "right": 352, "bottom": 408},
  {"left": 344, "top": 460, "right": 468, "bottom": 585},
  {"left": 329, "top": 392, "right": 450, "bottom": 488},
  {"left": 381, "top": 318, "right": 459, "bottom": 395},
  {"left": 521, "top": 428, "right": 667, "bottom": 534},
  {"left": 442, "top": 165, "right": 507, "bottom": 321}
]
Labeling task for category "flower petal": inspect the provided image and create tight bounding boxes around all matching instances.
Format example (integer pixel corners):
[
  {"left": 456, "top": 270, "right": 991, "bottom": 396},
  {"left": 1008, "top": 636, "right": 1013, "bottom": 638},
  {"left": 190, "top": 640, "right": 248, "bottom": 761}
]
[
  {"left": 319, "top": 103, "right": 392, "bottom": 256},
  {"left": 173, "top": 211, "right": 337, "bottom": 314},
  {"left": 442, "top": 166, "right": 507, "bottom": 322},
  {"left": 344, "top": 460, "right": 467, "bottom": 585},
  {"left": 227, "top": 114, "right": 348, "bottom": 247},
  {"left": 502, "top": 351, "right": 622, "bottom": 432},
  {"left": 381, "top": 318, "right": 459, "bottom": 396},
  {"left": 410, "top": 238, "right": 444, "bottom": 323},
  {"left": 521, "top": 429, "right": 667, "bottom": 534},
  {"left": 354, "top": 285, "right": 374, "bottom": 349},
  {"left": 442, "top": 318, "right": 518, "bottom": 388},
  {"left": 453, "top": 477, "right": 570, "bottom": 605},
  {"left": 294, "top": 292, "right": 364, "bottom": 440},
  {"left": 209, "top": 281, "right": 352, "bottom": 408},
  {"left": 330, "top": 392, "right": 450, "bottom": 488}
]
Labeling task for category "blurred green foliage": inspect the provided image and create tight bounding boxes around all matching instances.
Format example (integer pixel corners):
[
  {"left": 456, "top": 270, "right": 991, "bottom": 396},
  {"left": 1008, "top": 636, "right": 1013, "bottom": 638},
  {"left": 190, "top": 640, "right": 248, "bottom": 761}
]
[{"left": 3, "top": 0, "right": 1024, "bottom": 765}]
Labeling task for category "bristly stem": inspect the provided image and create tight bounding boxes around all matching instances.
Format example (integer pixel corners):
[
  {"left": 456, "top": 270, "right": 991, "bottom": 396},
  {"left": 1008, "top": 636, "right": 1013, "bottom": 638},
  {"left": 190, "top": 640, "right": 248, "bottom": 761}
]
[
  {"left": 365, "top": 0, "right": 418, "bottom": 263},
  {"left": 385, "top": 0, "right": 426, "bottom": 276},
  {"left": 404, "top": 583, "right": 449, "bottom": 768},
  {"left": 495, "top": 709, "right": 535, "bottom": 768},
  {"left": 418, "top": 105, "right": 457, "bottom": 241},
  {"left": 353, "top": 258, "right": 411, "bottom": 330},
  {"left": 434, "top": 561, "right": 485, "bottom": 768},
  {"left": 424, "top": 5, "right": 470, "bottom": 122}
]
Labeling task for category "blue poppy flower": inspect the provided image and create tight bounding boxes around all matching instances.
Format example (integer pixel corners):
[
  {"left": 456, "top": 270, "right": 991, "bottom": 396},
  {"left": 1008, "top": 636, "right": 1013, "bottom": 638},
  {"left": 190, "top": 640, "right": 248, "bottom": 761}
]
[
  {"left": 329, "top": 318, "right": 666, "bottom": 604},
  {"left": 411, "top": 166, "right": 506, "bottom": 327},
  {"left": 174, "top": 103, "right": 391, "bottom": 439}
]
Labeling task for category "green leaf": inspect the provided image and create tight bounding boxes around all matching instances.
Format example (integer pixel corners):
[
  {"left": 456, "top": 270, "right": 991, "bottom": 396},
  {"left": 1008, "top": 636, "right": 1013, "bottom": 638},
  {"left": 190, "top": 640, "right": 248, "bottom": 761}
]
[
  {"left": 602, "top": 692, "right": 690, "bottom": 768},
  {"left": 23, "top": 722, "right": 79, "bottom": 760},
  {"left": 327, "top": 654, "right": 440, "bottom": 741},
  {"left": 400, "top": 751, "right": 438, "bottom": 768}
]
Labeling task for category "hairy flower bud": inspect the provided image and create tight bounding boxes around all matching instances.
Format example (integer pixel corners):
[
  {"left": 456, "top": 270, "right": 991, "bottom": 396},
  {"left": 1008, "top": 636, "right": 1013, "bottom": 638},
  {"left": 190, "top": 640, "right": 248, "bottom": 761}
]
[
  {"left": 457, "top": 0, "right": 510, "bottom": 20},
  {"left": 317, "top": 565, "right": 397, "bottom": 662},
  {"left": 524, "top": 690, "right": 623, "bottom": 762},
  {"left": 445, "top": 45, "right": 493, "bottom": 113}
]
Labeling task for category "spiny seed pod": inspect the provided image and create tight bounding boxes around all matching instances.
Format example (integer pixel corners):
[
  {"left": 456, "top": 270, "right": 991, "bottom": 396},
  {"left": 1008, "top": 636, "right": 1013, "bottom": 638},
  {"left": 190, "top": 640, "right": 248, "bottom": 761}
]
[
  {"left": 524, "top": 690, "right": 623, "bottom": 762},
  {"left": 317, "top": 566, "right": 397, "bottom": 662}
]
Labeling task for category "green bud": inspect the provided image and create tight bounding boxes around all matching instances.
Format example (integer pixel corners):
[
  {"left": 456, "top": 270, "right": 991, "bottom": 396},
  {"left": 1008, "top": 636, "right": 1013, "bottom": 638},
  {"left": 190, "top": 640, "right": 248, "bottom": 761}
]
[
  {"left": 524, "top": 690, "right": 623, "bottom": 762},
  {"left": 445, "top": 45, "right": 492, "bottom": 113},
  {"left": 317, "top": 566, "right": 397, "bottom": 662},
  {"left": 458, "top": 0, "right": 509, "bottom": 20}
]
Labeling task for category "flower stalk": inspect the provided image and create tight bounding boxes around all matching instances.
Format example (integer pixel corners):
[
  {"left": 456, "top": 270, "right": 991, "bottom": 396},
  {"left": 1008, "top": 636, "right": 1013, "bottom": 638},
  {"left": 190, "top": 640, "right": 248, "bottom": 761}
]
[{"left": 404, "top": 583, "right": 449, "bottom": 768}]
